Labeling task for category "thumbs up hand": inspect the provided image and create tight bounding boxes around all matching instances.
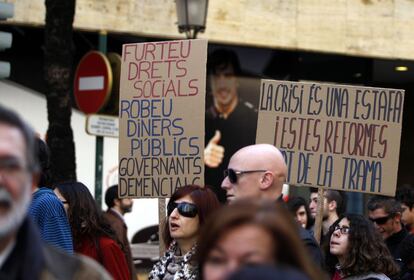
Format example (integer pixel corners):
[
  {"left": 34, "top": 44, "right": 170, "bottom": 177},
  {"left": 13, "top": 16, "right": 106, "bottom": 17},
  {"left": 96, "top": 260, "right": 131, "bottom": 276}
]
[{"left": 204, "top": 130, "right": 225, "bottom": 168}]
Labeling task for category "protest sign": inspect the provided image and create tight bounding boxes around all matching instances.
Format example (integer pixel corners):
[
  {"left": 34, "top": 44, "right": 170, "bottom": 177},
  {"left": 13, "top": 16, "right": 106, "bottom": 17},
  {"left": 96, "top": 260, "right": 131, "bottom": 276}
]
[
  {"left": 256, "top": 80, "right": 404, "bottom": 197},
  {"left": 118, "top": 39, "right": 207, "bottom": 198}
]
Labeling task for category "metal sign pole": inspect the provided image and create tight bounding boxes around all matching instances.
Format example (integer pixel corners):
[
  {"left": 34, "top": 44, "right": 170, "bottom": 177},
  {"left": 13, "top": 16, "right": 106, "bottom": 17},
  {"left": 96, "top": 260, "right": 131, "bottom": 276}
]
[
  {"left": 94, "top": 30, "right": 107, "bottom": 207},
  {"left": 159, "top": 198, "right": 166, "bottom": 257}
]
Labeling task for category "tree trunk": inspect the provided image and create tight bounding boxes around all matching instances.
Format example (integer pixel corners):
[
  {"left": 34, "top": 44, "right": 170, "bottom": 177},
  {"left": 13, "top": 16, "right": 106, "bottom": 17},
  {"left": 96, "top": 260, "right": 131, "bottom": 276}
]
[{"left": 44, "top": 0, "right": 77, "bottom": 184}]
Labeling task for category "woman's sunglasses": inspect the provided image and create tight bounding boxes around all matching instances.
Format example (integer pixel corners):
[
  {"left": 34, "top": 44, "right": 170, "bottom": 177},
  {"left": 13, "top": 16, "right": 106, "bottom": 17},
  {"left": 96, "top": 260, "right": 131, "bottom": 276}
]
[
  {"left": 223, "top": 168, "right": 267, "bottom": 184},
  {"left": 167, "top": 201, "right": 198, "bottom": 218}
]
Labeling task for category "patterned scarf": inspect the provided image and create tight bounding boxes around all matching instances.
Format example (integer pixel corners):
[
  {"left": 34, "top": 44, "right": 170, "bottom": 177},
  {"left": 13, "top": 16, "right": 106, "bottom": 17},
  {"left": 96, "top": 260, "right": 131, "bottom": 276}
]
[{"left": 148, "top": 241, "right": 198, "bottom": 280}]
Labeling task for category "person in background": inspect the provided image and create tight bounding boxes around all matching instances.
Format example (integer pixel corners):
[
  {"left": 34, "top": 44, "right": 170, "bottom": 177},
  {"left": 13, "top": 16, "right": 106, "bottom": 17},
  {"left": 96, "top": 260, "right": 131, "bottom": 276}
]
[
  {"left": 0, "top": 104, "right": 110, "bottom": 279},
  {"left": 204, "top": 48, "right": 258, "bottom": 203},
  {"left": 148, "top": 185, "right": 220, "bottom": 280},
  {"left": 198, "top": 199, "right": 325, "bottom": 280},
  {"left": 396, "top": 184, "right": 414, "bottom": 234},
  {"left": 287, "top": 196, "right": 315, "bottom": 231},
  {"left": 309, "top": 188, "right": 346, "bottom": 241},
  {"left": 309, "top": 188, "right": 319, "bottom": 219},
  {"left": 324, "top": 214, "right": 399, "bottom": 280},
  {"left": 367, "top": 196, "right": 408, "bottom": 266},
  {"left": 104, "top": 184, "right": 136, "bottom": 279},
  {"left": 55, "top": 181, "right": 130, "bottom": 280},
  {"left": 221, "top": 144, "right": 323, "bottom": 265},
  {"left": 323, "top": 190, "right": 346, "bottom": 236},
  {"left": 28, "top": 138, "right": 74, "bottom": 254}
]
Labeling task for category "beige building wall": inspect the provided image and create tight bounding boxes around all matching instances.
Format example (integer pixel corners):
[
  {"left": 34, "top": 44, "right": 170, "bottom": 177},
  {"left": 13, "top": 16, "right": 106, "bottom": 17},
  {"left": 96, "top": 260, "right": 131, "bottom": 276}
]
[{"left": 6, "top": 0, "right": 414, "bottom": 60}]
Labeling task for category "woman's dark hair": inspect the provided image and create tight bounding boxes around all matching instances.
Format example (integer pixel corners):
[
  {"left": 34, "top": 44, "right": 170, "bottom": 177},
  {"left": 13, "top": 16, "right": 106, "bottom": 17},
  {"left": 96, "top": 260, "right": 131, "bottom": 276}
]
[
  {"left": 54, "top": 181, "right": 118, "bottom": 249},
  {"left": 323, "top": 214, "right": 399, "bottom": 278},
  {"left": 163, "top": 185, "right": 221, "bottom": 247},
  {"left": 286, "top": 196, "right": 314, "bottom": 230},
  {"left": 198, "top": 199, "right": 325, "bottom": 280}
]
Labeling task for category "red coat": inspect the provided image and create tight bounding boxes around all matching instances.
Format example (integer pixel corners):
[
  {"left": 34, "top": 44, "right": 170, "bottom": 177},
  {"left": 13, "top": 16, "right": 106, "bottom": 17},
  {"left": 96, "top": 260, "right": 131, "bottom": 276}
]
[
  {"left": 103, "top": 209, "right": 135, "bottom": 279},
  {"left": 76, "top": 236, "right": 130, "bottom": 280}
]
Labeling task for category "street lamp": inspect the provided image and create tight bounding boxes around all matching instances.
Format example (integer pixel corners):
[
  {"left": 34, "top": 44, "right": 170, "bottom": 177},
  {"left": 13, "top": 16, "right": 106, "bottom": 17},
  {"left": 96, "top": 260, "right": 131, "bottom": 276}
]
[{"left": 175, "top": 0, "right": 208, "bottom": 39}]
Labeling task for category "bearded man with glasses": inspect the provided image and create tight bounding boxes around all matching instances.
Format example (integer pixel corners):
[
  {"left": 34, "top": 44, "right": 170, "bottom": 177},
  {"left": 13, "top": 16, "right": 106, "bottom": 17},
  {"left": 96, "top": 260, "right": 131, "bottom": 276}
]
[
  {"left": 0, "top": 105, "right": 111, "bottom": 279},
  {"left": 221, "top": 143, "right": 323, "bottom": 266},
  {"left": 367, "top": 195, "right": 408, "bottom": 267}
]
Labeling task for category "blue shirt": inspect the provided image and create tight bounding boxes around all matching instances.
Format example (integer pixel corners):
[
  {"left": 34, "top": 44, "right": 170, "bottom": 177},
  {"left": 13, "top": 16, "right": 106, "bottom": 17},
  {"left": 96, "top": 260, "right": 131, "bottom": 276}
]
[{"left": 29, "top": 187, "right": 74, "bottom": 254}]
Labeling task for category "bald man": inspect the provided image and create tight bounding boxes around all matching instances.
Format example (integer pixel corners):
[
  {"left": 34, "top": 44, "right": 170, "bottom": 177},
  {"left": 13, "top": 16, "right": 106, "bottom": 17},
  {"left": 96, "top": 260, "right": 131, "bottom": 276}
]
[
  {"left": 221, "top": 144, "right": 323, "bottom": 265},
  {"left": 222, "top": 144, "right": 287, "bottom": 202}
]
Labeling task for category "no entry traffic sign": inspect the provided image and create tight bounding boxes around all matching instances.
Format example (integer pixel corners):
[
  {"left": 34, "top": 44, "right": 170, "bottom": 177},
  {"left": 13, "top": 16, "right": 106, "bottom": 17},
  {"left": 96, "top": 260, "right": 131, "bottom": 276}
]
[{"left": 74, "top": 51, "right": 112, "bottom": 114}]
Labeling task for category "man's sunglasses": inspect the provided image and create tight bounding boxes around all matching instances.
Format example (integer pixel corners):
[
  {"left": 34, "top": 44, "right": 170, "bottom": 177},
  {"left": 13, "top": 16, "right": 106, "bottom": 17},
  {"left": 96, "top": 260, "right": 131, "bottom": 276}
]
[
  {"left": 223, "top": 168, "right": 267, "bottom": 184},
  {"left": 369, "top": 215, "right": 391, "bottom": 225},
  {"left": 167, "top": 201, "right": 198, "bottom": 218}
]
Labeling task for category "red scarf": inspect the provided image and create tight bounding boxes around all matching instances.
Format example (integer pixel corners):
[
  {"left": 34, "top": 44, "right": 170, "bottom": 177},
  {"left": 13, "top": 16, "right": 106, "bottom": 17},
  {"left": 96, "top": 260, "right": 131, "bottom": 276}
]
[{"left": 332, "top": 270, "right": 342, "bottom": 280}]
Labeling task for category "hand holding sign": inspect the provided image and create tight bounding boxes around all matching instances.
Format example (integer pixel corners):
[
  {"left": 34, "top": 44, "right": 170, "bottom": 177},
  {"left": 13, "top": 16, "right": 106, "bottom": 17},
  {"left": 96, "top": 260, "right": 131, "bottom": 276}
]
[{"left": 204, "top": 130, "right": 225, "bottom": 168}]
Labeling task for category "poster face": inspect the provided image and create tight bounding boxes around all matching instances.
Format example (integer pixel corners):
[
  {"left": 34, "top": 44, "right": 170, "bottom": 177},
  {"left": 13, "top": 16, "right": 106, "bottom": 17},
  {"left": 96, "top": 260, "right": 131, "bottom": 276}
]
[
  {"left": 256, "top": 80, "right": 405, "bottom": 196},
  {"left": 118, "top": 39, "right": 207, "bottom": 198}
]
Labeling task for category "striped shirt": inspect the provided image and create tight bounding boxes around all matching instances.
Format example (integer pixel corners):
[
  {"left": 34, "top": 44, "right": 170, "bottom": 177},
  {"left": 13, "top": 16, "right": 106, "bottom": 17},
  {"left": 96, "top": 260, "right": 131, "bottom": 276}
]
[{"left": 29, "top": 187, "right": 74, "bottom": 254}]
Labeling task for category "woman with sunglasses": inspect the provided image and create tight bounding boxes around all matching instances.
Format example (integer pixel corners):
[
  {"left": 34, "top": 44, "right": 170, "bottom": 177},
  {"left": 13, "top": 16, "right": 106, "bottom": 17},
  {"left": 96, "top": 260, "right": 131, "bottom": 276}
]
[
  {"left": 324, "top": 214, "right": 399, "bottom": 280},
  {"left": 149, "top": 185, "right": 220, "bottom": 280}
]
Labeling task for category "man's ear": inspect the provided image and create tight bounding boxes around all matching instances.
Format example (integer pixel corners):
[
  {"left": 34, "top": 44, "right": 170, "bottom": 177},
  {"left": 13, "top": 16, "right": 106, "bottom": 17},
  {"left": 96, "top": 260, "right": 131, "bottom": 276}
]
[
  {"left": 259, "top": 171, "right": 273, "bottom": 190},
  {"left": 31, "top": 173, "right": 40, "bottom": 192},
  {"left": 394, "top": 212, "right": 402, "bottom": 223},
  {"left": 113, "top": 198, "right": 121, "bottom": 207},
  {"left": 328, "top": 200, "right": 337, "bottom": 212}
]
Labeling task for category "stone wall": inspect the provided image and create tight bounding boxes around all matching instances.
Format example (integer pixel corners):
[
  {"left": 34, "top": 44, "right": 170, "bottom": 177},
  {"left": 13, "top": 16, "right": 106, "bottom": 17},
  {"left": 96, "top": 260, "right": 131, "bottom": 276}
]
[{"left": 6, "top": 0, "right": 414, "bottom": 59}]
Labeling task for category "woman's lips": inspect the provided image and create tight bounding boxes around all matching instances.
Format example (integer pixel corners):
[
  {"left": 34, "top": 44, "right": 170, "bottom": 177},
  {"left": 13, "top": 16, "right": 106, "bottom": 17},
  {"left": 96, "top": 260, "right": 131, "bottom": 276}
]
[{"left": 170, "top": 222, "right": 179, "bottom": 231}]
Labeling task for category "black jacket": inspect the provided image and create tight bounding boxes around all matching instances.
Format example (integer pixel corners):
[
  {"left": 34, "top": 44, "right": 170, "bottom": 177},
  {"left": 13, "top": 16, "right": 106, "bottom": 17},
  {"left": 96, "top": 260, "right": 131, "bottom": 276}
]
[
  {"left": 0, "top": 217, "right": 111, "bottom": 280},
  {"left": 298, "top": 225, "right": 324, "bottom": 266},
  {"left": 276, "top": 195, "right": 323, "bottom": 266},
  {"left": 385, "top": 227, "right": 409, "bottom": 268}
]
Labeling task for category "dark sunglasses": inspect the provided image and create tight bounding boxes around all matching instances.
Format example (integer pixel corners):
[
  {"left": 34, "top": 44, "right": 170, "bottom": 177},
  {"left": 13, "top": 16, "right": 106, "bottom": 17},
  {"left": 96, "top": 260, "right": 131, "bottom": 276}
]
[
  {"left": 167, "top": 201, "right": 198, "bottom": 218},
  {"left": 223, "top": 168, "right": 267, "bottom": 184},
  {"left": 369, "top": 215, "right": 391, "bottom": 225}
]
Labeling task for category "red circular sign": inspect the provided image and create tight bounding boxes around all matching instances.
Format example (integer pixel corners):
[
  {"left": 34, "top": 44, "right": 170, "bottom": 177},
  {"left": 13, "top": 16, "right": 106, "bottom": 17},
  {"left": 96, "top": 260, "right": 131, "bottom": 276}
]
[{"left": 74, "top": 51, "right": 112, "bottom": 114}]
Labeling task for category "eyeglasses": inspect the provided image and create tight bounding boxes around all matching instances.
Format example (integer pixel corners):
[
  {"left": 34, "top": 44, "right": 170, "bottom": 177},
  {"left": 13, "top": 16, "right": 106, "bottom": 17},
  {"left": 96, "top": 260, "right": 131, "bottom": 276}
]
[
  {"left": 0, "top": 158, "right": 28, "bottom": 180},
  {"left": 223, "top": 168, "right": 267, "bottom": 184},
  {"left": 333, "top": 225, "right": 350, "bottom": 235},
  {"left": 167, "top": 201, "right": 198, "bottom": 218},
  {"left": 369, "top": 215, "right": 391, "bottom": 225}
]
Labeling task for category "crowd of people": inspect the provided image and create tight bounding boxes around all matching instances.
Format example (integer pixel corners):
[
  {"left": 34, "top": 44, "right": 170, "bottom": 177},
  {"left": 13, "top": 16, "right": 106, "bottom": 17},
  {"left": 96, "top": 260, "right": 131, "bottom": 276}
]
[{"left": 1, "top": 48, "right": 414, "bottom": 280}]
